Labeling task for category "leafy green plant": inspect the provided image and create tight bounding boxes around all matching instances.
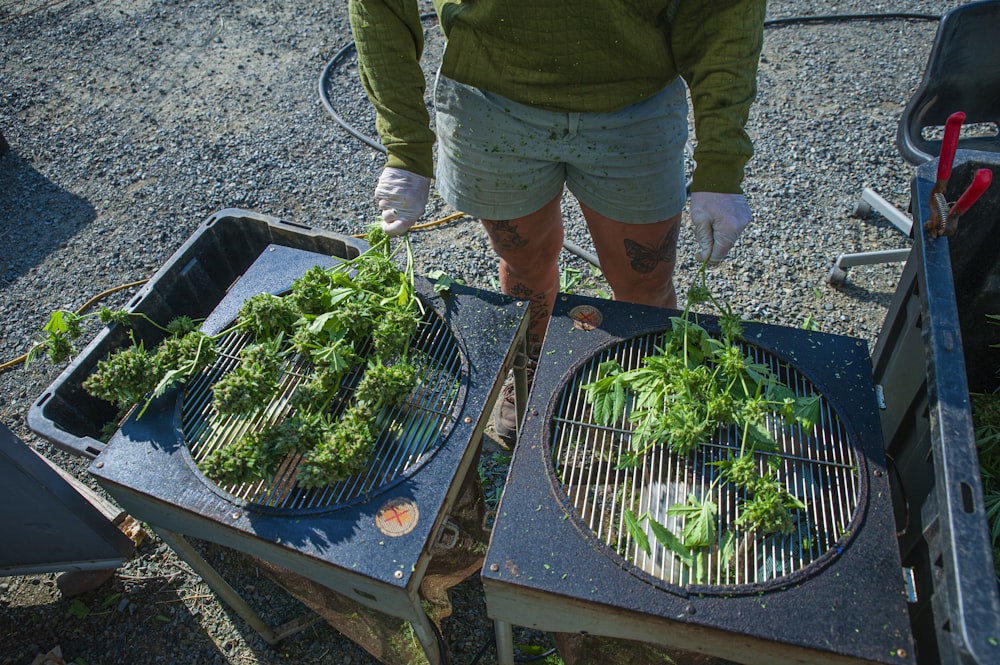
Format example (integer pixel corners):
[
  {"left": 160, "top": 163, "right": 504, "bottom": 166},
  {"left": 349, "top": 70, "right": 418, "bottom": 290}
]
[
  {"left": 67, "top": 599, "right": 90, "bottom": 619},
  {"left": 584, "top": 262, "right": 819, "bottom": 582},
  {"left": 37, "top": 225, "right": 425, "bottom": 489}
]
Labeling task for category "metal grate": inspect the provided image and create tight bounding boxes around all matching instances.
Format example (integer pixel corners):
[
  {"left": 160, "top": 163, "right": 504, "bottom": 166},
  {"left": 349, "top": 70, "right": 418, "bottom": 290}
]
[
  {"left": 180, "top": 304, "right": 463, "bottom": 513},
  {"left": 551, "top": 330, "right": 859, "bottom": 589}
]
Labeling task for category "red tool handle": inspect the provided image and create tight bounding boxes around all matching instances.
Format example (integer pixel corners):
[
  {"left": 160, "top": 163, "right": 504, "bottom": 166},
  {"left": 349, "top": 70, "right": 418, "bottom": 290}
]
[
  {"left": 949, "top": 168, "right": 993, "bottom": 217},
  {"left": 937, "top": 111, "right": 966, "bottom": 182}
]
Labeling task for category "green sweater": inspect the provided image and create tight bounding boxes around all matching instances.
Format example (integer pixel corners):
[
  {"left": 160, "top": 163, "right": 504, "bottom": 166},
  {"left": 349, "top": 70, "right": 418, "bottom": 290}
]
[{"left": 348, "top": 0, "right": 765, "bottom": 194}]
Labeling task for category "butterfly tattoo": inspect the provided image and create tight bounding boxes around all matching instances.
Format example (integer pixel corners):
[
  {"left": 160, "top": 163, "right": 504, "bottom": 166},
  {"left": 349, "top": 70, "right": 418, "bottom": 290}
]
[{"left": 623, "top": 225, "right": 679, "bottom": 274}]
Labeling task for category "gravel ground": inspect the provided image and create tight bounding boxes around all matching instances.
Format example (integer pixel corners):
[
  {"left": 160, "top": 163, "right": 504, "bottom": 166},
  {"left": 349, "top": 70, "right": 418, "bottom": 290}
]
[{"left": 0, "top": 1, "right": 961, "bottom": 664}]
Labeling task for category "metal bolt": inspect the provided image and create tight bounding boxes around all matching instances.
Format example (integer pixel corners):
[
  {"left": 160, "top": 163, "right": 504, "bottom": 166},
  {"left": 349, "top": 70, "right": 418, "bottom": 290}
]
[
  {"left": 874, "top": 469, "right": 883, "bottom": 477},
  {"left": 489, "top": 563, "right": 499, "bottom": 572},
  {"left": 95, "top": 461, "right": 104, "bottom": 468},
  {"left": 516, "top": 301, "right": 524, "bottom": 307},
  {"left": 463, "top": 416, "right": 472, "bottom": 423},
  {"left": 231, "top": 511, "right": 242, "bottom": 520},
  {"left": 685, "top": 604, "right": 696, "bottom": 615},
  {"left": 896, "top": 649, "right": 908, "bottom": 659},
  {"left": 394, "top": 570, "right": 403, "bottom": 579}
]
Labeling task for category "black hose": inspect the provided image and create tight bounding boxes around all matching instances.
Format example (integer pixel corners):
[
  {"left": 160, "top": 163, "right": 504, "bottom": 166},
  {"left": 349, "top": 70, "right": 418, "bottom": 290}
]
[
  {"left": 318, "top": 39, "right": 385, "bottom": 153},
  {"left": 764, "top": 12, "right": 939, "bottom": 27},
  {"left": 318, "top": 12, "right": 439, "bottom": 154}
]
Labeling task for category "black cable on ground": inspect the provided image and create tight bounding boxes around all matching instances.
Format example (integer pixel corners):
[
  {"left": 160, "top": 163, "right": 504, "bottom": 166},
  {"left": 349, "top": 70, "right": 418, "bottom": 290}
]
[
  {"left": 318, "top": 12, "right": 439, "bottom": 155},
  {"left": 764, "top": 12, "right": 939, "bottom": 27},
  {"left": 318, "top": 39, "right": 385, "bottom": 153}
]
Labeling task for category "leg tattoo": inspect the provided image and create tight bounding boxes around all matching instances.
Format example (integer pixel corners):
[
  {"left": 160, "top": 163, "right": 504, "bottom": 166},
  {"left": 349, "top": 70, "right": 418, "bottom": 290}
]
[
  {"left": 622, "top": 223, "right": 680, "bottom": 274},
  {"left": 488, "top": 220, "right": 529, "bottom": 252}
]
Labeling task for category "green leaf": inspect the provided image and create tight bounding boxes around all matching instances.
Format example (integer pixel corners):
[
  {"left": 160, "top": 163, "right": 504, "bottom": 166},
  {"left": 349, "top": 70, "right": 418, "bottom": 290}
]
[
  {"left": 623, "top": 509, "right": 651, "bottom": 555},
  {"left": 693, "top": 549, "right": 708, "bottom": 584},
  {"left": 582, "top": 361, "right": 626, "bottom": 425},
  {"left": 43, "top": 310, "right": 71, "bottom": 335},
  {"left": 791, "top": 394, "right": 821, "bottom": 429},
  {"left": 25, "top": 341, "right": 46, "bottom": 365},
  {"left": 667, "top": 494, "right": 717, "bottom": 549},
  {"left": 99, "top": 592, "right": 122, "bottom": 610},
  {"left": 646, "top": 517, "right": 695, "bottom": 568},
  {"left": 743, "top": 421, "right": 779, "bottom": 452},
  {"left": 719, "top": 529, "right": 736, "bottom": 568},
  {"left": 426, "top": 270, "right": 463, "bottom": 293},
  {"left": 68, "top": 599, "right": 90, "bottom": 619},
  {"left": 744, "top": 361, "right": 775, "bottom": 388}
]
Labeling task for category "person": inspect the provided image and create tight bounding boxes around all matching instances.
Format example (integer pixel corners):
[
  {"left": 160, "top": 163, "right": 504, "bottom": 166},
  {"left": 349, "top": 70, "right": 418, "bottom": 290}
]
[{"left": 349, "top": 0, "right": 765, "bottom": 446}]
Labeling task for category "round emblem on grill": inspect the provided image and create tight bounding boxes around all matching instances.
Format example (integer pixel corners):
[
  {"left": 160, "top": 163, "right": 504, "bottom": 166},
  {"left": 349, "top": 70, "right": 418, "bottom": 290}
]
[
  {"left": 375, "top": 498, "right": 420, "bottom": 537},
  {"left": 568, "top": 305, "right": 603, "bottom": 331}
]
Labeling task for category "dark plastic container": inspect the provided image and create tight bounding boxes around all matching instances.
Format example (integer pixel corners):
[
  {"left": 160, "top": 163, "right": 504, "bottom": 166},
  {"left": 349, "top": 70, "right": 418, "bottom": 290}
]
[
  {"left": 28, "top": 208, "right": 367, "bottom": 459},
  {"left": 871, "top": 150, "right": 1000, "bottom": 665}
]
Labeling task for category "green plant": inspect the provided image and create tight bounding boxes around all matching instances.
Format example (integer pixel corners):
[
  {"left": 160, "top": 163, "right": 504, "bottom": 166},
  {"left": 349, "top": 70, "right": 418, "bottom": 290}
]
[
  {"left": 583, "top": 262, "right": 819, "bottom": 582},
  {"left": 38, "top": 225, "right": 425, "bottom": 489}
]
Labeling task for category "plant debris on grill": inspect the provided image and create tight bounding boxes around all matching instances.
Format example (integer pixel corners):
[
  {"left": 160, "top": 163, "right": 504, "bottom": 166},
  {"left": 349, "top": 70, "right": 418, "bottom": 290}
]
[
  {"left": 582, "top": 263, "right": 820, "bottom": 583},
  {"left": 33, "top": 225, "right": 424, "bottom": 489}
]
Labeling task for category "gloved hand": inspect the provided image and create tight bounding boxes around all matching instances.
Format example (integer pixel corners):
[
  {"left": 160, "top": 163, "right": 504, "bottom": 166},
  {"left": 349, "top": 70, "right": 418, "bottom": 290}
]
[
  {"left": 689, "top": 192, "right": 752, "bottom": 264},
  {"left": 375, "top": 167, "right": 431, "bottom": 236}
]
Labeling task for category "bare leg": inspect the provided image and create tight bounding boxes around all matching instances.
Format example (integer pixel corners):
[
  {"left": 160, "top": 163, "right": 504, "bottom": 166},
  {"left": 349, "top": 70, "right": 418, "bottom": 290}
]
[
  {"left": 580, "top": 202, "right": 682, "bottom": 309},
  {"left": 481, "top": 194, "right": 564, "bottom": 358}
]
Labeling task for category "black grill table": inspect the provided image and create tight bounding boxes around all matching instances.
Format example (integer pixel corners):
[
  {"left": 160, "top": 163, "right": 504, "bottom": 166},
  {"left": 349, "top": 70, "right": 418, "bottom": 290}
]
[
  {"left": 29, "top": 210, "right": 530, "bottom": 665},
  {"left": 482, "top": 294, "right": 914, "bottom": 665}
]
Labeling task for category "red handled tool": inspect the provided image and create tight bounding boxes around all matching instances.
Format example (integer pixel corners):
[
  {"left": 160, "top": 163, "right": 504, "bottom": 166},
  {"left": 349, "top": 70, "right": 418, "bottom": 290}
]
[
  {"left": 925, "top": 111, "right": 964, "bottom": 237},
  {"left": 947, "top": 167, "right": 992, "bottom": 218},
  {"left": 924, "top": 111, "right": 993, "bottom": 237}
]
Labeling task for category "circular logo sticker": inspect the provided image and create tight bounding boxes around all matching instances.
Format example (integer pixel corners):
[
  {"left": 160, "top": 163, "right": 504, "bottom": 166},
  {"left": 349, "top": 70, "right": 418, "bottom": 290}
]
[
  {"left": 375, "top": 498, "right": 419, "bottom": 537},
  {"left": 568, "top": 304, "right": 603, "bottom": 331}
]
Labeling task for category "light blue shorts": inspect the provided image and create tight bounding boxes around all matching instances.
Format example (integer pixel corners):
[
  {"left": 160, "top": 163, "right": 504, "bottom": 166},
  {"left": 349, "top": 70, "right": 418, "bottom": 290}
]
[{"left": 433, "top": 74, "right": 688, "bottom": 224}]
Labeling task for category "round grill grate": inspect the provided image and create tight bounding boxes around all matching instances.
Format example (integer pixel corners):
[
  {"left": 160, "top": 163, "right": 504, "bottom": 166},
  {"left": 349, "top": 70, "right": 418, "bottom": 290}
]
[
  {"left": 180, "top": 305, "right": 463, "bottom": 513},
  {"left": 550, "top": 330, "right": 859, "bottom": 589}
]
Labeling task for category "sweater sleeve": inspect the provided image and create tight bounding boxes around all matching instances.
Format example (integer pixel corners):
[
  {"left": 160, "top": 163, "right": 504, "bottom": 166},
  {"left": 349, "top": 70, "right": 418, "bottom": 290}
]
[
  {"left": 348, "top": 0, "right": 435, "bottom": 177},
  {"left": 670, "top": 0, "right": 765, "bottom": 194}
]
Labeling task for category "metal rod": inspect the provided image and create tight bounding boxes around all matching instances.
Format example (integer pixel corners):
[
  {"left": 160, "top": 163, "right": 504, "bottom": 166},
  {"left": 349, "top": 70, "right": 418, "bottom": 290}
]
[
  {"left": 494, "top": 619, "right": 516, "bottom": 665},
  {"left": 409, "top": 602, "right": 443, "bottom": 665},
  {"left": 859, "top": 187, "right": 913, "bottom": 236}
]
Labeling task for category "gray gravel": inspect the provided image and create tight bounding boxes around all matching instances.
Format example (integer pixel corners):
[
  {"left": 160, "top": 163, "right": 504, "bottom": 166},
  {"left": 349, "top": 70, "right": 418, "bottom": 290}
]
[{"left": 0, "top": 1, "right": 960, "bottom": 664}]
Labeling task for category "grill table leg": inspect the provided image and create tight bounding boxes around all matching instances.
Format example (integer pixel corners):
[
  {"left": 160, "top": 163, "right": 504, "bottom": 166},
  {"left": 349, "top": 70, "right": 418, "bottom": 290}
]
[
  {"left": 154, "top": 527, "right": 283, "bottom": 644},
  {"left": 513, "top": 344, "right": 530, "bottom": 440},
  {"left": 494, "top": 620, "right": 515, "bottom": 665},
  {"left": 410, "top": 605, "right": 444, "bottom": 665}
]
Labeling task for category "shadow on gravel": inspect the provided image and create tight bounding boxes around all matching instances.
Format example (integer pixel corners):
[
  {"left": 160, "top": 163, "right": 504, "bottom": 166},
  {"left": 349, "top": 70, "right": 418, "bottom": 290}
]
[
  {"left": 835, "top": 280, "right": 900, "bottom": 310},
  {"left": 0, "top": 574, "right": 231, "bottom": 665},
  {"left": 0, "top": 148, "right": 96, "bottom": 286}
]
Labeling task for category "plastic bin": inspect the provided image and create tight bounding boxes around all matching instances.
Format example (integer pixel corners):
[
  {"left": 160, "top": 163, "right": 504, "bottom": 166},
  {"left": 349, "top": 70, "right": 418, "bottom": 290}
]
[
  {"left": 28, "top": 208, "right": 367, "bottom": 459},
  {"left": 871, "top": 150, "right": 1000, "bottom": 664}
]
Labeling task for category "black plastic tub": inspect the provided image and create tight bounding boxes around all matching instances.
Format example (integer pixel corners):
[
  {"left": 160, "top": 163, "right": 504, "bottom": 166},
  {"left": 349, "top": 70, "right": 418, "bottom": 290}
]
[
  {"left": 28, "top": 208, "right": 367, "bottom": 459},
  {"left": 871, "top": 150, "right": 1000, "bottom": 665}
]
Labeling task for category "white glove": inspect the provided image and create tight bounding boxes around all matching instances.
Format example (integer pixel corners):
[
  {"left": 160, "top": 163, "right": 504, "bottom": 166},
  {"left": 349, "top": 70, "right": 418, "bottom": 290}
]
[
  {"left": 375, "top": 167, "right": 431, "bottom": 236},
  {"left": 689, "top": 192, "right": 752, "bottom": 264}
]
